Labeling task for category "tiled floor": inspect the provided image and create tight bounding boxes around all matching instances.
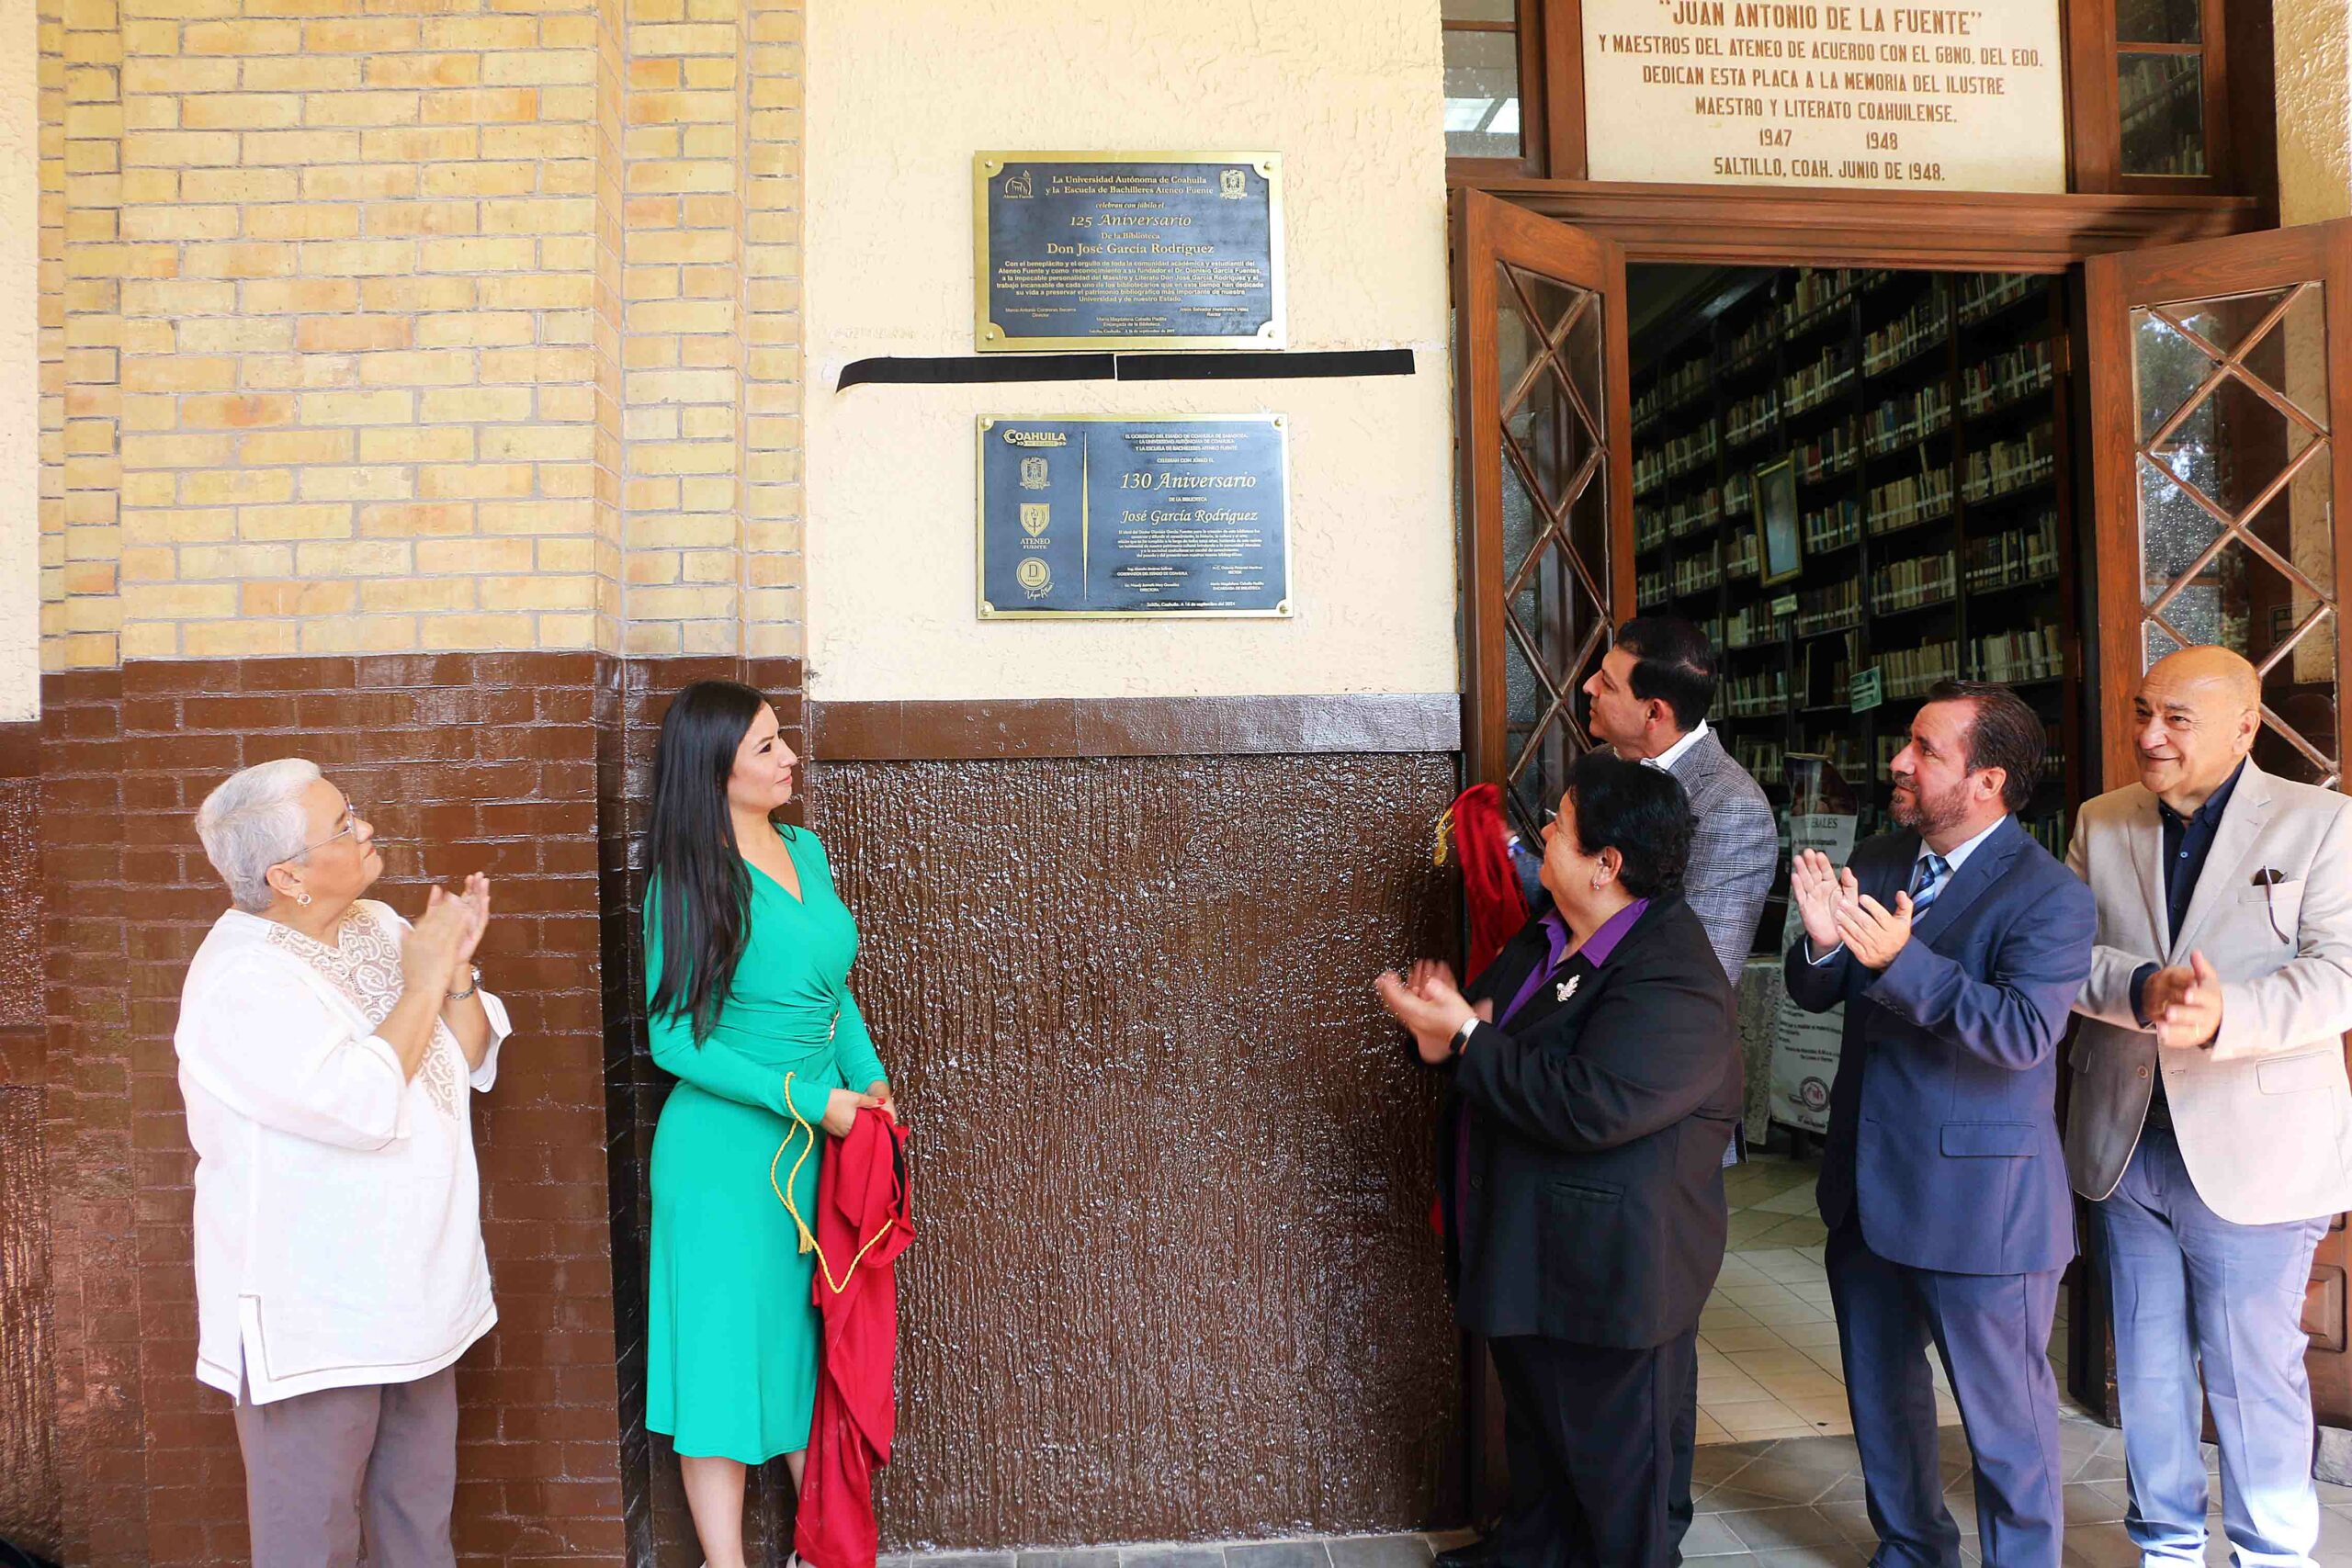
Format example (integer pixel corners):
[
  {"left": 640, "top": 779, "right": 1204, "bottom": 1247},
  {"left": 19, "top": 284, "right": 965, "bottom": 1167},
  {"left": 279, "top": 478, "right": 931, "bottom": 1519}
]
[{"left": 1695, "top": 1150, "right": 2075, "bottom": 1445}]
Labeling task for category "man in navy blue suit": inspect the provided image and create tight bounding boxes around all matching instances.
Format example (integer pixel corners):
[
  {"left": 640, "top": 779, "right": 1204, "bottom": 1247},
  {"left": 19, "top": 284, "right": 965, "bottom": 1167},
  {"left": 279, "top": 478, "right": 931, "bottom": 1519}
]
[{"left": 1784, "top": 681, "right": 2095, "bottom": 1568}]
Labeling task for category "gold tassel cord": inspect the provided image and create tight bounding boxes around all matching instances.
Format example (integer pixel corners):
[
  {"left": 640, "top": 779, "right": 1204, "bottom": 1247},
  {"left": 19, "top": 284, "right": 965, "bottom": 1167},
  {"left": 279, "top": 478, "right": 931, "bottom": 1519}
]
[{"left": 770, "top": 1071, "right": 909, "bottom": 1298}]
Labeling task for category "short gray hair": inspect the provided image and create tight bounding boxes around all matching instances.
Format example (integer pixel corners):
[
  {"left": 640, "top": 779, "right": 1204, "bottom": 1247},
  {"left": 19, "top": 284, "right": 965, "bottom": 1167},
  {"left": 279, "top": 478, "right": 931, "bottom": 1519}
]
[{"left": 195, "top": 758, "right": 322, "bottom": 912}]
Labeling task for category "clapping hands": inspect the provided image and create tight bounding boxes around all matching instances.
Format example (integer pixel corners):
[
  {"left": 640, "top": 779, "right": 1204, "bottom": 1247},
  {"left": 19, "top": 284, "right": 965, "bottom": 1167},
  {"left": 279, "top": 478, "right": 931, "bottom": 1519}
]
[
  {"left": 1375, "top": 958, "right": 1494, "bottom": 1066},
  {"left": 1790, "top": 850, "right": 1915, "bottom": 970},
  {"left": 2145, "top": 951, "right": 2223, "bottom": 1049},
  {"left": 397, "top": 873, "right": 492, "bottom": 999}
]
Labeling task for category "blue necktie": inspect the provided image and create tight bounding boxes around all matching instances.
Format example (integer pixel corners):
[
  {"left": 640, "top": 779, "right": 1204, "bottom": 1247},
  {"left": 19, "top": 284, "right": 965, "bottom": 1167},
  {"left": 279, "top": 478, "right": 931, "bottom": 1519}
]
[{"left": 1909, "top": 852, "right": 1950, "bottom": 910}]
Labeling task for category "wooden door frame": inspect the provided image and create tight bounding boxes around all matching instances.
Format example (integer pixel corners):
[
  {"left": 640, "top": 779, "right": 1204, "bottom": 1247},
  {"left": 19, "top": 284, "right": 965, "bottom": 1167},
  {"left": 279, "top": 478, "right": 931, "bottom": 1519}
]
[
  {"left": 1452, "top": 187, "right": 1637, "bottom": 792},
  {"left": 2075, "top": 218, "right": 2352, "bottom": 1424},
  {"left": 2083, "top": 220, "right": 2352, "bottom": 790}
]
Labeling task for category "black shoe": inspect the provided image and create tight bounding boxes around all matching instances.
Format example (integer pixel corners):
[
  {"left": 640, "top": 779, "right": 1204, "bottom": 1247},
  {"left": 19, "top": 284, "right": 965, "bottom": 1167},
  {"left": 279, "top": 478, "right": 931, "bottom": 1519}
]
[{"left": 1432, "top": 1539, "right": 1493, "bottom": 1568}]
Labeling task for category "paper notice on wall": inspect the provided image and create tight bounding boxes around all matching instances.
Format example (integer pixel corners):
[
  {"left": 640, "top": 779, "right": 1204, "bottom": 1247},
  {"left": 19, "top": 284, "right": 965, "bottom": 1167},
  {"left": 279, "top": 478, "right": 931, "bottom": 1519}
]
[
  {"left": 1766, "top": 807, "right": 1860, "bottom": 1133},
  {"left": 1582, "top": 0, "right": 2066, "bottom": 193}
]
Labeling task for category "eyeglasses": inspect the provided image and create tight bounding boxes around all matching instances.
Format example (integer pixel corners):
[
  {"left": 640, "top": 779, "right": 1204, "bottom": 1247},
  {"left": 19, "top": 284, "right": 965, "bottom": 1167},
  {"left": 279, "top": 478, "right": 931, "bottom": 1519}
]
[{"left": 298, "top": 800, "right": 363, "bottom": 856}]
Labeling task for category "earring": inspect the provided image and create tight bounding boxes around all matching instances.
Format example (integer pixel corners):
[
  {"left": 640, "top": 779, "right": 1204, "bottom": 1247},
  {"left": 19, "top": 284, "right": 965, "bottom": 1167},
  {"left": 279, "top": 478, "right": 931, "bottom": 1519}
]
[
  {"left": 1590, "top": 875, "right": 1606, "bottom": 891},
  {"left": 297, "top": 892, "right": 311, "bottom": 907}
]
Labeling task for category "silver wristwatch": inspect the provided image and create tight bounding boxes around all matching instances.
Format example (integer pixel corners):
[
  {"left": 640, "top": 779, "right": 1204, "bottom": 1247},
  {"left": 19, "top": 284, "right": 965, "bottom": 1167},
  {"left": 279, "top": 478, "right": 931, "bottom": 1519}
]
[{"left": 447, "top": 965, "right": 481, "bottom": 1002}]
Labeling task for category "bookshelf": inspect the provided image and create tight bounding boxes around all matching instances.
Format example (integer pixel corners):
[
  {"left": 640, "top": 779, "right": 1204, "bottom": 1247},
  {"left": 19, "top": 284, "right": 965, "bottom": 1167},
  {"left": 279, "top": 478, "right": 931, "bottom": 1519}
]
[{"left": 1629, "top": 266, "right": 2083, "bottom": 953}]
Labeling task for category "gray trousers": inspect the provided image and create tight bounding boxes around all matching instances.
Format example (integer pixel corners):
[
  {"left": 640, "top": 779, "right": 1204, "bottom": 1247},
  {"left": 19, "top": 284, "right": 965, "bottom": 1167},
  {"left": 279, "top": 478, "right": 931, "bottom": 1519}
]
[{"left": 232, "top": 1365, "right": 458, "bottom": 1568}]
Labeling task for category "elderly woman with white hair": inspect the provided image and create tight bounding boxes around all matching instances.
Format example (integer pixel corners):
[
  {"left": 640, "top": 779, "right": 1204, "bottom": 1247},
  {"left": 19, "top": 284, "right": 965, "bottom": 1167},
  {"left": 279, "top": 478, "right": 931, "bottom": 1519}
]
[{"left": 175, "top": 756, "right": 507, "bottom": 1568}]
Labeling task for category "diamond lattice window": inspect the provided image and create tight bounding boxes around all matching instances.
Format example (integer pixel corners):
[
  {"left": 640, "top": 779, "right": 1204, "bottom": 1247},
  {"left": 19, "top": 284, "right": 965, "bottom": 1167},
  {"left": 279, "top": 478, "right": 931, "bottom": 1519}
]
[
  {"left": 1495, "top": 261, "right": 1615, "bottom": 834},
  {"left": 2133, "top": 282, "right": 2339, "bottom": 784}
]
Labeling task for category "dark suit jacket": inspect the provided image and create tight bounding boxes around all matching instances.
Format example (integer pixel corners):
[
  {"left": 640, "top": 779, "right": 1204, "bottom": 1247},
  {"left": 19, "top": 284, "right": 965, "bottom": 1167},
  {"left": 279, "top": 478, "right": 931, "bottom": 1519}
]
[
  {"left": 1440, "top": 897, "right": 1742, "bottom": 1348},
  {"left": 1782, "top": 815, "right": 2096, "bottom": 1277}
]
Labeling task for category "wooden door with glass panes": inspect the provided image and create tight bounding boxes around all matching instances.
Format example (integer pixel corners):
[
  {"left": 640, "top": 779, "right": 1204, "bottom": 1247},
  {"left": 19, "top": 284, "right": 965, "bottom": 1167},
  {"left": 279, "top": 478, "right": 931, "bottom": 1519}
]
[
  {"left": 2084, "top": 220, "right": 2352, "bottom": 1422},
  {"left": 1448, "top": 188, "right": 1634, "bottom": 1517},
  {"left": 1451, "top": 188, "right": 1634, "bottom": 837}
]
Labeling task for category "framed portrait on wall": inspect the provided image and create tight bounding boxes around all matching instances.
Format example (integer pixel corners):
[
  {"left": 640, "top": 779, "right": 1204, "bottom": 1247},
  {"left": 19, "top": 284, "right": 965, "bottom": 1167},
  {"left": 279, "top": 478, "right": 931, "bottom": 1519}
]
[{"left": 1755, "top": 457, "right": 1802, "bottom": 587}]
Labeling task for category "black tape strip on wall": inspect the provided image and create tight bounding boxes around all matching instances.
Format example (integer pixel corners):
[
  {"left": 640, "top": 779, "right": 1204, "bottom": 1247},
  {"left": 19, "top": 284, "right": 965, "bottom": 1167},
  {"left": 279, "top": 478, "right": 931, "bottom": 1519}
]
[{"left": 834, "top": 347, "right": 1413, "bottom": 392}]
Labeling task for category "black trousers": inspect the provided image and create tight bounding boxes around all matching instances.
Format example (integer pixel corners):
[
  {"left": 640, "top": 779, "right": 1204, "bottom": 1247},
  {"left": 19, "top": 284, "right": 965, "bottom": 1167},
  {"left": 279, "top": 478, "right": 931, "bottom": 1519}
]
[{"left": 1487, "top": 1328, "right": 1699, "bottom": 1568}]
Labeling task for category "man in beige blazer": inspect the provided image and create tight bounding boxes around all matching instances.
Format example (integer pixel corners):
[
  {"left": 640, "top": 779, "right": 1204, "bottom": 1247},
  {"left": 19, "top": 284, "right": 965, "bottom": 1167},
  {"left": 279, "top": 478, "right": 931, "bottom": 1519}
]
[{"left": 2066, "top": 645, "right": 2352, "bottom": 1568}]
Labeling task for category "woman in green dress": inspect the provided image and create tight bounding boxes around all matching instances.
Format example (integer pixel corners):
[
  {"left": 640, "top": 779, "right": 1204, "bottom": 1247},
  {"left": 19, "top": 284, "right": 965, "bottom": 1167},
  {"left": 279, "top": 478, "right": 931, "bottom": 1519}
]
[{"left": 642, "top": 679, "right": 892, "bottom": 1568}]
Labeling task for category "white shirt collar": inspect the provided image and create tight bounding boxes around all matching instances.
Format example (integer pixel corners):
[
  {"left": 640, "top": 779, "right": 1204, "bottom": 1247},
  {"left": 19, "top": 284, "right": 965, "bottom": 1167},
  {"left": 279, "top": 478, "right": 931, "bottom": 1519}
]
[
  {"left": 1918, "top": 814, "right": 2007, "bottom": 879},
  {"left": 1647, "top": 718, "right": 1711, "bottom": 773}
]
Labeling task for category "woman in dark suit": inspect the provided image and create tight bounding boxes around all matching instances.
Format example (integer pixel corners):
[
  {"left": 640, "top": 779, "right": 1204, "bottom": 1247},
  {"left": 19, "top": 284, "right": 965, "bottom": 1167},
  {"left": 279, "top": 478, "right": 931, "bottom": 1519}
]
[{"left": 1376, "top": 749, "right": 1742, "bottom": 1568}]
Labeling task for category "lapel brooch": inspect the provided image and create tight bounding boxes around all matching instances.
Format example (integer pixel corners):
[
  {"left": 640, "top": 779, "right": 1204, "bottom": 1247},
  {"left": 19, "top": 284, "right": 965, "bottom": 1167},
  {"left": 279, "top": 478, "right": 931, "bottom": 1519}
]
[{"left": 1555, "top": 975, "right": 1580, "bottom": 1002}]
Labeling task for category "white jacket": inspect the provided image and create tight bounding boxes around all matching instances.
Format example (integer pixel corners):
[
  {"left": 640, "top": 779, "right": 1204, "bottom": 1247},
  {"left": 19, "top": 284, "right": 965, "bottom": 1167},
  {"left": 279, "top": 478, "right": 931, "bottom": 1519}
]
[
  {"left": 2065, "top": 760, "right": 2352, "bottom": 1225},
  {"left": 175, "top": 901, "right": 507, "bottom": 1403}
]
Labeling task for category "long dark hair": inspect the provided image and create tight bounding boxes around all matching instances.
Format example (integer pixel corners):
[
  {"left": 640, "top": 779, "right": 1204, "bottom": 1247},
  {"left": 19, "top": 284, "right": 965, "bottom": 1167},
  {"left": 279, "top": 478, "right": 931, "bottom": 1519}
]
[{"left": 644, "top": 679, "right": 775, "bottom": 1043}]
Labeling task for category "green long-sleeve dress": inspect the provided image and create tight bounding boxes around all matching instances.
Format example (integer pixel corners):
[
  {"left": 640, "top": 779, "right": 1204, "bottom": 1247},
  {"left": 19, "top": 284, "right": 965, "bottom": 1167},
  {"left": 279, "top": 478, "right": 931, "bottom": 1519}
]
[{"left": 645, "top": 825, "right": 889, "bottom": 1463}]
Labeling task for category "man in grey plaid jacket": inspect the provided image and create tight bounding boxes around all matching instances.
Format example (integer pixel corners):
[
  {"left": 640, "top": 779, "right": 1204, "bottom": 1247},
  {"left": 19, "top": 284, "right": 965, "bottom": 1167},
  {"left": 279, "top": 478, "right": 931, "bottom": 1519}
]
[{"left": 1583, "top": 615, "right": 1780, "bottom": 982}]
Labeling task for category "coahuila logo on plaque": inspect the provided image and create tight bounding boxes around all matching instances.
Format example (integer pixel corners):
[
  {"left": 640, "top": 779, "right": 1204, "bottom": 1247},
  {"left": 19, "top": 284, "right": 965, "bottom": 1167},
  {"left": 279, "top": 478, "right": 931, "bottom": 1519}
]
[
  {"left": 975, "top": 152, "right": 1285, "bottom": 352},
  {"left": 977, "top": 415, "right": 1291, "bottom": 619}
]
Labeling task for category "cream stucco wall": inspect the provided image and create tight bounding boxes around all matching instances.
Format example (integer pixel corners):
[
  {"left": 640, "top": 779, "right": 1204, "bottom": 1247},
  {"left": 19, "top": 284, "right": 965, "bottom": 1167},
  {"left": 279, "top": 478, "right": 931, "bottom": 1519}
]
[
  {"left": 2278, "top": 0, "right": 2352, "bottom": 225},
  {"left": 802, "top": 1, "right": 1454, "bottom": 703},
  {"left": 1, "top": 0, "right": 36, "bottom": 721}
]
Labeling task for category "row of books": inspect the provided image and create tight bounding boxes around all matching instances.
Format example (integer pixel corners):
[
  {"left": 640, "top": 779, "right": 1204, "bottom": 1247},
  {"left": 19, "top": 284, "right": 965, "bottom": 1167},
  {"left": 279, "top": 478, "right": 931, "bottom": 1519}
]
[
  {"left": 1870, "top": 551, "right": 1958, "bottom": 614},
  {"left": 1865, "top": 384, "right": 1954, "bottom": 457},
  {"left": 1883, "top": 639, "right": 1962, "bottom": 698},
  {"left": 1868, "top": 467, "right": 1955, "bottom": 535},
  {"left": 1786, "top": 343, "right": 1859, "bottom": 416},
  {"left": 1726, "top": 532, "right": 1760, "bottom": 581},
  {"left": 1971, "top": 624, "right": 2064, "bottom": 683},
  {"left": 1781, "top": 267, "right": 1881, "bottom": 335},
  {"left": 1798, "top": 422, "right": 1860, "bottom": 482},
  {"left": 1962, "top": 424, "right": 2057, "bottom": 502},
  {"left": 1634, "top": 355, "right": 1712, "bottom": 429},
  {"left": 1804, "top": 496, "right": 1864, "bottom": 554},
  {"left": 1863, "top": 280, "right": 1952, "bottom": 378},
  {"left": 1726, "top": 669, "right": 1792, "bottom": 717},
  {"left": 1674, "top": 546, "right": 1724, "bottom": 597},
  {"left": 1724, "top": 311, "right": 1775, "bottom": 367},
  {"left": 1727, "top": 389, "right": 1781, "bottom": 446},
  {"left": 1634, "top": 423, "right": 1723, "bottom": 493},
  {"left": 1963, "top": 511, "right": 2061, "bottom": 592},
  {"left": 1958, "top": 273, "right": 2042, "bottom": 325},
  {"left": 1636, "top": 568, "right": 1669, "bottom": 605},
  {"left": 1733, "top": 738, "right": 1787, "bottom": 785},
  {"left": 1634, "top": 269, "right": 2043, "bottom": 436},
  {"left": 1670, "top": 488, "right": 1724, "bottom": 536},
  {"left": 1726, "top": 601, "right": 1781, "bottom": 649},
  {"left": 1962, "top": 339, "right": 2056, "bottom": 417},
  {"left": 1796, "top": 578, "right": 1863, "bottom": 636}
]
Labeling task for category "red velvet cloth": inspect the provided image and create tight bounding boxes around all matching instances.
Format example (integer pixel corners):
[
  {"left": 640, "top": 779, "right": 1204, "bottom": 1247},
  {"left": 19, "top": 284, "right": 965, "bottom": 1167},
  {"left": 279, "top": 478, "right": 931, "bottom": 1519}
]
[
  {"left": 1450, "top": 782, "right": 1527, "bottom": 980},
  {"left": 794, "top": 1109, "right": 914, "bottom": 1568},
  {"left": 1428, "top": 783, "right": 1531, "bottom": 1237}
]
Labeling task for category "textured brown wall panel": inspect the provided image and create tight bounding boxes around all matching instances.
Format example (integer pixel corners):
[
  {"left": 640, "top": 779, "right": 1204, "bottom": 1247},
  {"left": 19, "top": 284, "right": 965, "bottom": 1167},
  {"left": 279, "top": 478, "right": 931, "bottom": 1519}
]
[
  {"left": 0, "top": 722, "right": 54, "bottom": 1556},
  {"left": 0, "top": 1085, "right": 57, "bottom": 1560},
  {"left": 39, "top": 656, "right": 631, "bottom": 1567},
  {"left": 804, "top": 754, "right": 1462, "bottom": 1550}
]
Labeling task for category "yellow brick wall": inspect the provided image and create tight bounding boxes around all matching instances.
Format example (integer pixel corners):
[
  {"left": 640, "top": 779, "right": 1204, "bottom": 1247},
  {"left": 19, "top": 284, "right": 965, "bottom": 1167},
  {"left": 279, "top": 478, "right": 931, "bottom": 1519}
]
[{"left": 36, "top": 0, "right": 802, "bottom": 667}]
